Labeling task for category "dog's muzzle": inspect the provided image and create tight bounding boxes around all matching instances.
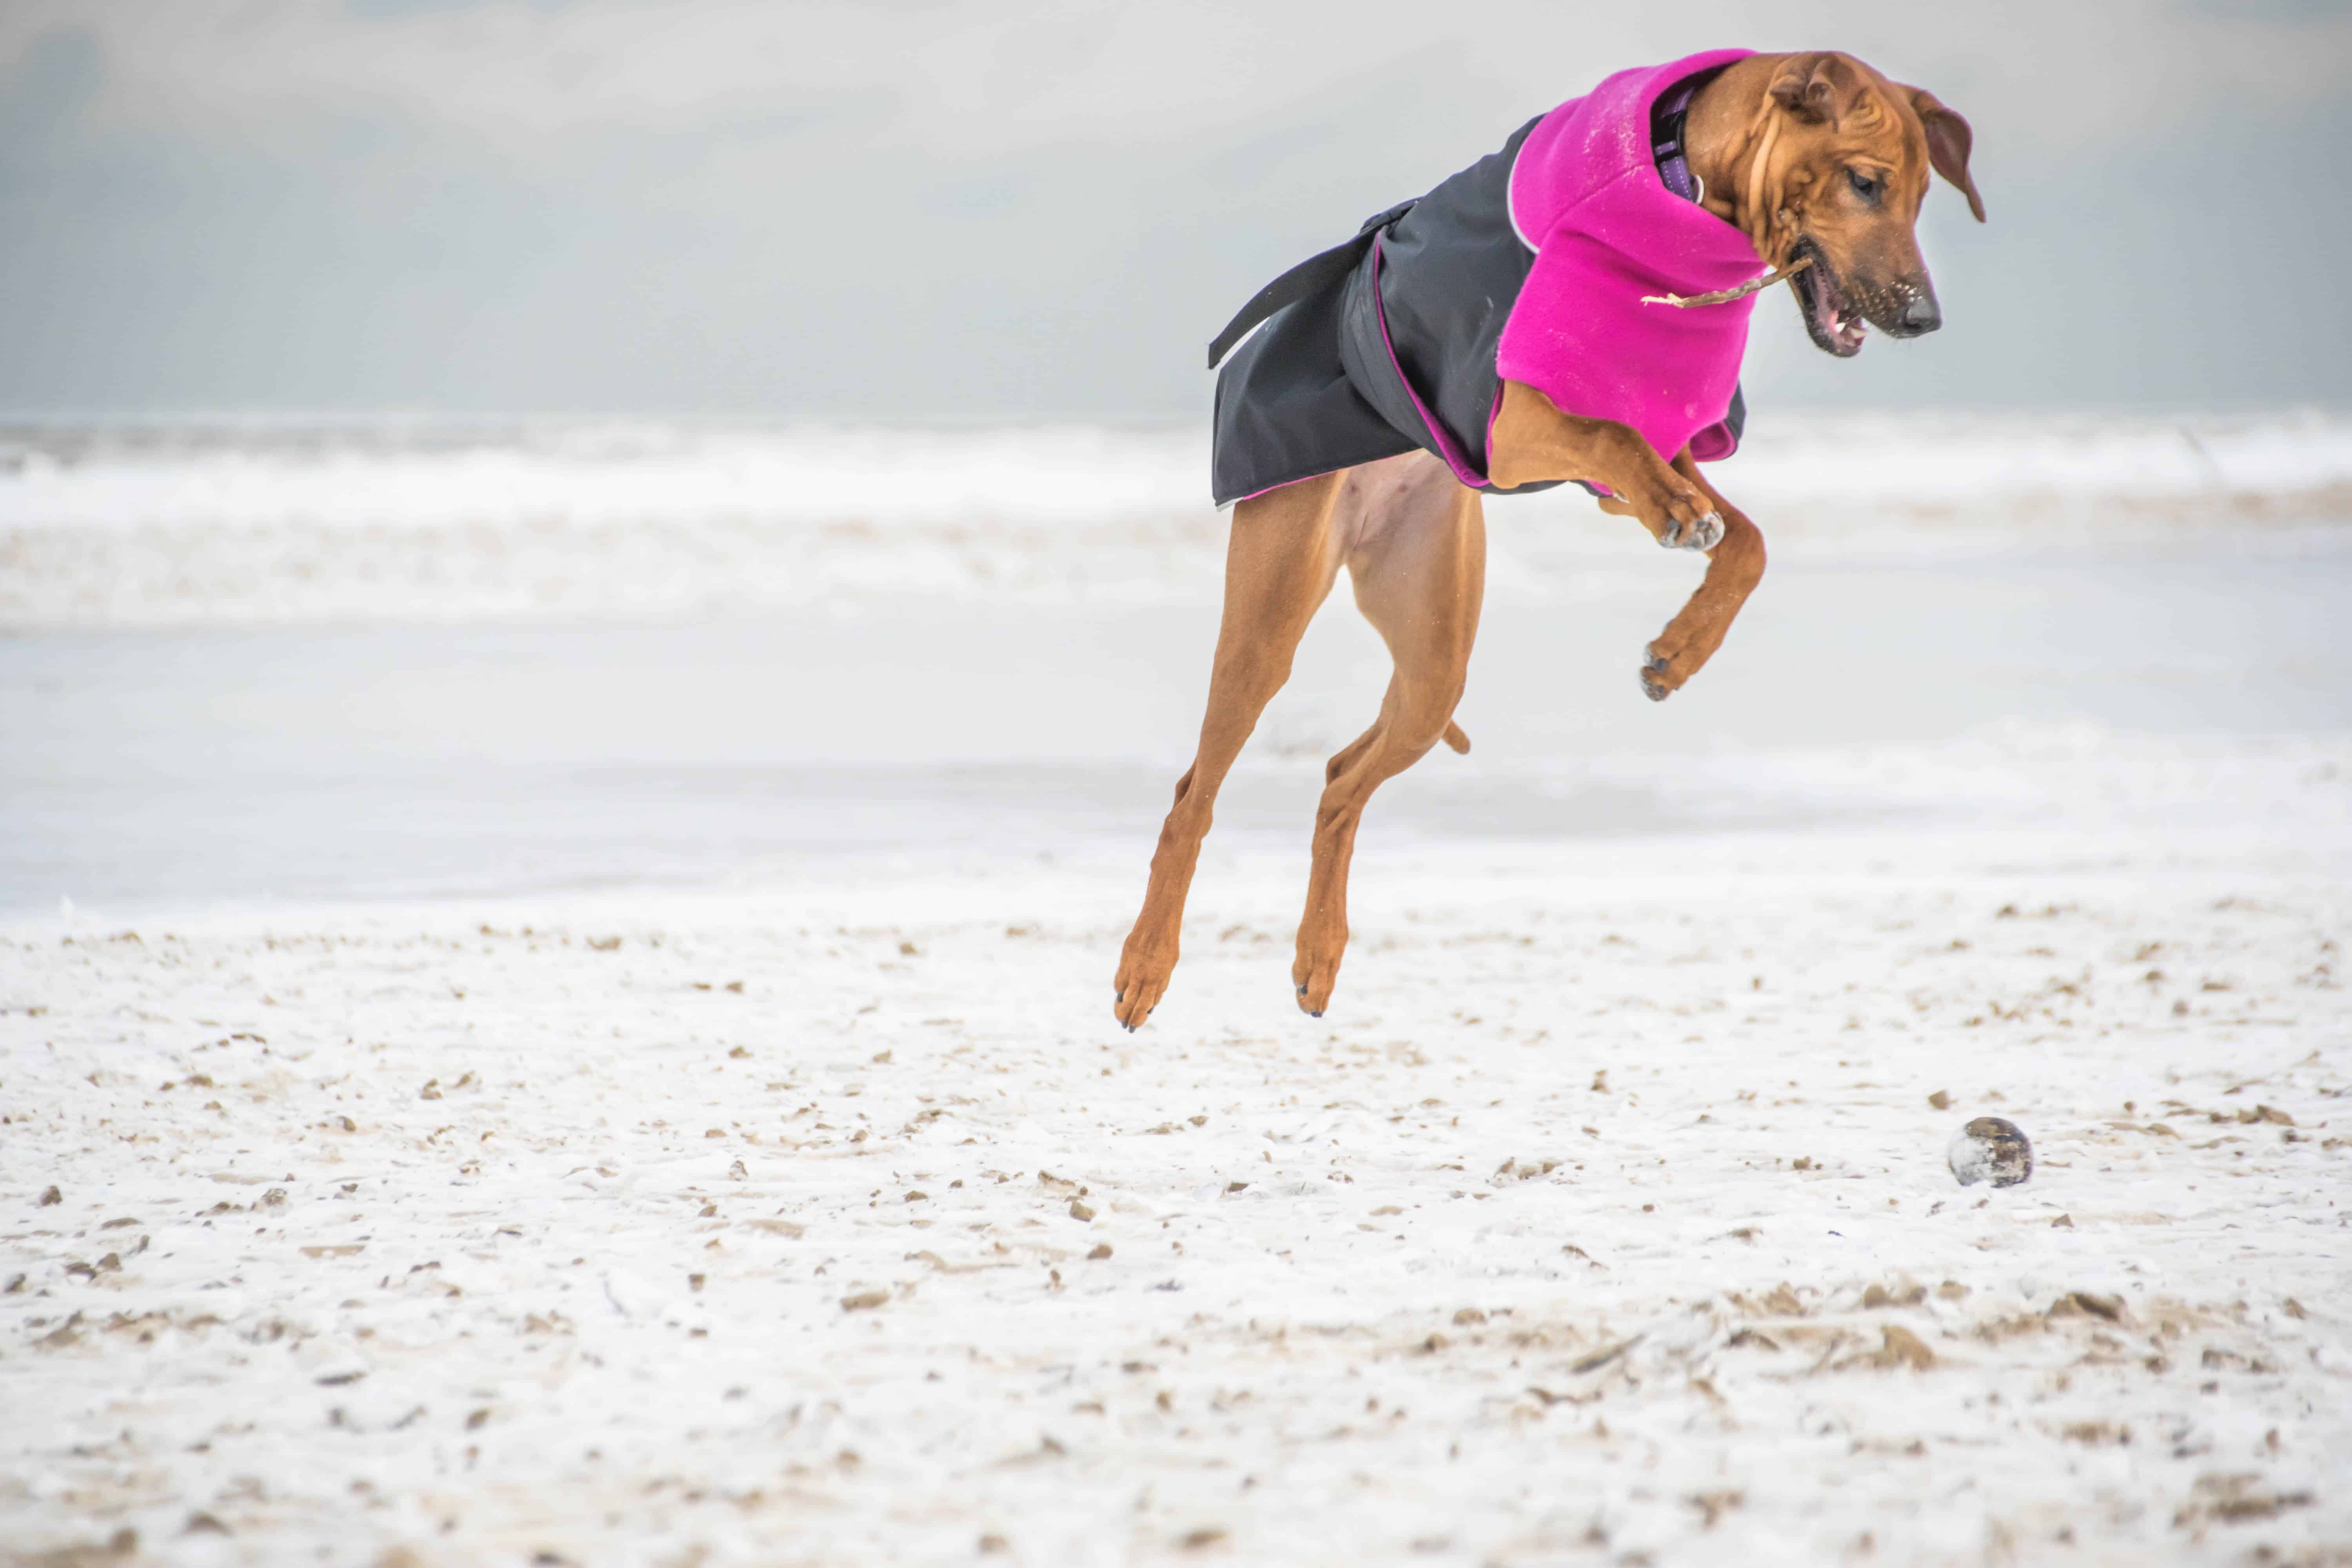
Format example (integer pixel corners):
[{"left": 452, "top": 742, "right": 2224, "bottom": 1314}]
[{"left": 1878, "top": 281, "right": 1942, "bottom": 339}]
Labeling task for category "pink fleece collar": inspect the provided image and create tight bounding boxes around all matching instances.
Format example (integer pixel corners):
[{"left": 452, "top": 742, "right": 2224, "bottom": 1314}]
[{"left": 1496, "top": 50, "right": 1762, "bottom": 468}]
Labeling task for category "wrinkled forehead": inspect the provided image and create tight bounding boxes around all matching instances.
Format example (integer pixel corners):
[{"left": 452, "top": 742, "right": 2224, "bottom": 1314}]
[{"left": 1819, "top": 60, "right": 1933, "bottom": 174}]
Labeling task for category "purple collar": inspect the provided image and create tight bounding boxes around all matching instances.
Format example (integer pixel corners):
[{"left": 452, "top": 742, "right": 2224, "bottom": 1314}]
[{"left": 1650, "top": 72, "right": 1718, "bottom": 205}]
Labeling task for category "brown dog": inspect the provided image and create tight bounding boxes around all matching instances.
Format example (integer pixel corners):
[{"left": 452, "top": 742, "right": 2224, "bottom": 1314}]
[{"left": 1114, "top": 51, "right": 1982, "bottom": 1029}]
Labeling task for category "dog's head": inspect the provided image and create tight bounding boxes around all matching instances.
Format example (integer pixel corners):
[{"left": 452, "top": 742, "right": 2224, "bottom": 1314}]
[{"left": 1724, "top": 51, "right": 1984, "bottom": 358}]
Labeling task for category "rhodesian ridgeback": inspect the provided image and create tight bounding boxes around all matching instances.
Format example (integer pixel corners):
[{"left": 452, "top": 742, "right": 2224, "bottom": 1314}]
[{"left": 1115, "top": 50, "right": 1982, "bottom": 1029}]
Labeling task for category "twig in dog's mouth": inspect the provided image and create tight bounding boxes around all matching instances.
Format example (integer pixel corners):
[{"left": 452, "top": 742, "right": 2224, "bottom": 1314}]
[{"left": 1641, "top": 255, "right": 1813, "bottom": 309}]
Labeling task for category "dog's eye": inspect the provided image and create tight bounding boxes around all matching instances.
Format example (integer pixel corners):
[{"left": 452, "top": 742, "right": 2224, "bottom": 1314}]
[{"left": 1847, "top": 169, "right": 1882, "bottom": 203}]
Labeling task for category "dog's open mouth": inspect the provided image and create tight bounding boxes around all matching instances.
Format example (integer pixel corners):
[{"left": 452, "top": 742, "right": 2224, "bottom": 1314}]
[{"left": 1791, "top": 241, "right": 1867, "bottom": 357}]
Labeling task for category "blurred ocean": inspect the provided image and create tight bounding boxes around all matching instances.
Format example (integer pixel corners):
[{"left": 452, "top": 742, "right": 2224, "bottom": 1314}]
[
  {"left": 3, "top": 410, "right": 2348, "bottom": 629},
  {"left": 4, "top": 410, "right": 2348, "bottom": 917}
]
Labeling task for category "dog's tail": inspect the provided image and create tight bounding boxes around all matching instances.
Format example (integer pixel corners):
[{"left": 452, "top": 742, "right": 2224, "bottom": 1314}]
[{"left": 1442, "top": 721, "right": 1470, "bottom": 755}]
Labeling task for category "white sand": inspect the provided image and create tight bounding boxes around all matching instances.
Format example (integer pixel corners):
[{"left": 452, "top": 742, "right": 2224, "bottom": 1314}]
[{"left": 4, "top": 826, "right": 2348, "bottom": 1566}]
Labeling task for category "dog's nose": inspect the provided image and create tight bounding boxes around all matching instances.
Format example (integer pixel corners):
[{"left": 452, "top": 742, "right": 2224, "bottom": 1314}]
[{"left": 1891, "top": 291, "right": 1941, "bottom": 337}]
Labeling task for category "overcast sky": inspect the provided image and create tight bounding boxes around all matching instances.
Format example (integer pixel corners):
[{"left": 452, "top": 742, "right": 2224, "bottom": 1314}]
[{"left": 2, "top": 0, "right": 2348, "bottom": 420}]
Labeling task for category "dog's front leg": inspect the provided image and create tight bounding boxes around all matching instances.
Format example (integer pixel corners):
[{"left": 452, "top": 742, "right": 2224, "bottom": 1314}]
[
  {"left": 1488, "top": 381, "right": 1723, "bottom": 544},
  {"left": 1486, "top": 381, "right": 1764, "bottom": 699},
  {"left": 1631, "top": 452, "right": 1765, "bottom": 700}
]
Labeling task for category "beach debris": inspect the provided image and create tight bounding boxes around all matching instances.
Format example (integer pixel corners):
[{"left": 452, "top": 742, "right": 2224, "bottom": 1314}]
[
  {"left": 1947, "top": 1117, "right": 2033, "bottom": 1187},
  {"left": 34, "top": 1312, "right": 85, "bottom": 1349},
  {"left": 1570, "top": 1337, "right": 1641, "bottom": 1375},
  {"left": 2172, "top": 1472, "right": 2315, "bottom": 1527},
  {"left": 2047, "top": 1290, "right": 2126, "bottom": 1323}
]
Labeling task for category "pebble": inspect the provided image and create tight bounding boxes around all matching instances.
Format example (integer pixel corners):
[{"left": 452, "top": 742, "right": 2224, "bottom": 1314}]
[{"left": 1947, "top": 1116, "right": 2033, "bottom": 1187}]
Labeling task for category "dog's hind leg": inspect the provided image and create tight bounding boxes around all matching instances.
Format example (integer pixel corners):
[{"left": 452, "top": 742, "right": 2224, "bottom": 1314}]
[
  {"left": 1292, "top": 456, "right": 1485, "bottom": 1016},
  {"left": 1113, "top": 470, "right": 1349, "bottom": 1030}
]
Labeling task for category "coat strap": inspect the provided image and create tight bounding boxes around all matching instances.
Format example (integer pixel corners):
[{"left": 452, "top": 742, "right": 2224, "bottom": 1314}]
[{"left": 1206, "top": 200, "right": 1419, "bottom": 370}]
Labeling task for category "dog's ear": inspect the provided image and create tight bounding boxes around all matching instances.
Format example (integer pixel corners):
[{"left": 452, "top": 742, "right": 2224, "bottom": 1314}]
[
  {"left": 1909, "top": 88, "right": 1985, "bottom": 222},
  {"left": 1768, "top": 52, "right": 1865, "bottom": 126}
]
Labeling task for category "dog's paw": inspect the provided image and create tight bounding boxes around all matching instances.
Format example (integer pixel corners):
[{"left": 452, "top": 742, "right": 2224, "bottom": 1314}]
[
  {"left": 1657, "top": 510, "right": 1724, "bottom": 551},
  {"left": 1112, "top": 943, "right": 1177, "bottom": 1031},
  {"left": 1639, "top": 642, "right": 1676, "bottom": 702},
  {"left": 1292, "top": 939, "right": 1346, "bottom": 1019}
]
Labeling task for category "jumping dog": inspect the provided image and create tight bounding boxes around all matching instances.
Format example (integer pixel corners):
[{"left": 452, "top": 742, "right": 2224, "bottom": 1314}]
[{"left": 1115, "top": 49, "right": 1982, "bottom": 1030}]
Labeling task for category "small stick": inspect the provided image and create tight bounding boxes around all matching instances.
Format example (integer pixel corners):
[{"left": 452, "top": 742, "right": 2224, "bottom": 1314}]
[{"left": 1642, "top": 255, "right": 1811, "bottom": 309}]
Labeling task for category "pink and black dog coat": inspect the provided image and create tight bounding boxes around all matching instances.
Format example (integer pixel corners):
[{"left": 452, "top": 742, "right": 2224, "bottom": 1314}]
[{"left": 1209, "top": 49, "right": 1766, "bottom": 508}]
